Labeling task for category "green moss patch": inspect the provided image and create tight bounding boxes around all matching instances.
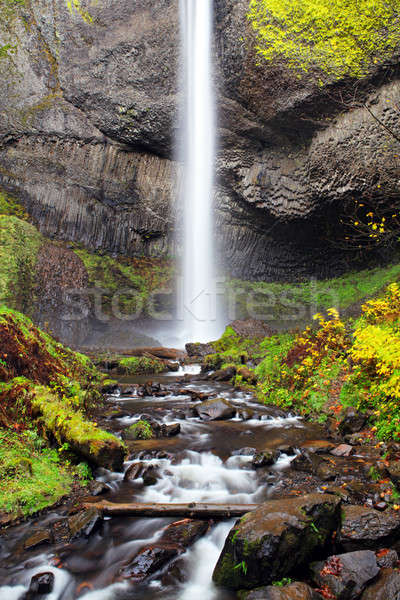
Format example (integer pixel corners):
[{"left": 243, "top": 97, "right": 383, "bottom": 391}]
[
  {"left": 0, "top": 428, "right": 75, "bottom": 517},
  {"left": 117, "top": 356, "right": 166, "bottom": 375},
  {"left": 125, "top": 419, "right": 154, "bottom": 440},
  {"left": 31, "top": 385, "right": 125, "bottom": 469},
  {"left": 248, "top": 0, "right": 400, "bottom": 82},
  {"left": 74, "top": 249, "right": 173, "bottom": 318},
  {"left": 0, "top": 216, "right": 42, "bottom": 314}
]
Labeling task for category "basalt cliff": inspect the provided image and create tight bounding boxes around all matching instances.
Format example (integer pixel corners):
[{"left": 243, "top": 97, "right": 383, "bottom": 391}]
[{"left": 1, "top": 0, "right": 400, "bottom": 284}]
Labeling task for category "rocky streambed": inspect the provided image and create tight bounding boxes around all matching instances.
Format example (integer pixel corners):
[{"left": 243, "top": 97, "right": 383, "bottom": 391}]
[{"left": 1, "top": 368, "right": 400, "bottom": 600}]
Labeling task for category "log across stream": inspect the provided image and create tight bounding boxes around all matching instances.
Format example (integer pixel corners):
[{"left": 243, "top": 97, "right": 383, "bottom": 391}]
[
  {"left": 85, "top": 500, "right": 259, "bottom": 518},
  {"left": 0, "top": 371, "right": 326, "bottom": 600}
]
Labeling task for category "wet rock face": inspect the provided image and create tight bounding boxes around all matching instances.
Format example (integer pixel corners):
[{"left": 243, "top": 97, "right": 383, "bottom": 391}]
[
  {"left": 361, "top": 567, "right": 400, "bottom": 600},
  {"left": 311, "top": 551, "right": 379, "bottom": 600},
  {"left": 34, "top": 243, "right": 90, "bottom": 346},
  {"left": 339, "top": 505, "right": 400, "bottom": 552},
  {"left": 1, "top": 1, "right": 400, "bottom": 281},
  {"left": 239, "top": 582, "right": 321, "bottom": 599},
  {"left": 212, "top": 493, "right": 341, "bottom": 590}
]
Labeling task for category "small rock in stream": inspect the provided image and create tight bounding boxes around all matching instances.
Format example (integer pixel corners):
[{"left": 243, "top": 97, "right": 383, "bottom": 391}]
[
  {"left": 252, "top": 449, "right": 279, "bottom": 468},
  {"left": 160, "top": 423, "right": 181, "bottom": 437},
  {"left": 89, "top": 481, "right": 111, "bottom": 496},
  {"left": 24, "top": 572, "right": 55, "bottom": 598},
  {"left": 119, "top": 519, "right": 209, "bottom": 583},
  {"left": 142, "top": 465, "right": 160, "bottom": 486},
  {"left": 23, "top": 528, "right": 52, "bottom": 551},
  {"left": 232, "top": 447, "right": 257, "bottom": 456},
  {"left": 124, "top": 462, "right": 146, "bottom": 482},
  {"left": 330, "top": 444, "right": 354, "bottom": 457},
  {"left": 194, "top": 398, "right": 236, "bottom": 421}
]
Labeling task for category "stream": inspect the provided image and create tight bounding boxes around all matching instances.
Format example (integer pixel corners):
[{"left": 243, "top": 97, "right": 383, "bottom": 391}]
[{"left": 0, "top": 368, "right": 328, "bottom": 600}]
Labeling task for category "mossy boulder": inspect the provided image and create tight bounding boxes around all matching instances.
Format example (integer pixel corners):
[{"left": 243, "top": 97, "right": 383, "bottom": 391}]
[
  {"left": 213, "top": 494, "right": 341, "bottom": 590},
  {"left": 31, "top": 386, "right": 126, "bottom": 471},
  {"left": 123, "top": 420, "right": 155, "bottom": 441}
]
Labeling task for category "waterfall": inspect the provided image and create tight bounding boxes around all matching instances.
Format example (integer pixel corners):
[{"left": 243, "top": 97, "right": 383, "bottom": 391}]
[{"left": 180, "top": 0, "right": 222, "bottom": 344}]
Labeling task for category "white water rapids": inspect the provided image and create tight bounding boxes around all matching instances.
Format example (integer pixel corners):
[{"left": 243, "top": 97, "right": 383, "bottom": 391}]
[{"left": 0, "top": 380, "right": 303, "bottom": 600}]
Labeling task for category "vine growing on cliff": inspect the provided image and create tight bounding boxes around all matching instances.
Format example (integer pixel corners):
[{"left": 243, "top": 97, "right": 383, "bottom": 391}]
[{"left": 247, "top": 0, "right": 400, "bottom": 82}]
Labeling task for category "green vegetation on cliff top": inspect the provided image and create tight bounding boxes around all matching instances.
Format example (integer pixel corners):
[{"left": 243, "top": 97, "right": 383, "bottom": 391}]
[{"left": 248, "top": 0, "right": 400, "bottom": 81}]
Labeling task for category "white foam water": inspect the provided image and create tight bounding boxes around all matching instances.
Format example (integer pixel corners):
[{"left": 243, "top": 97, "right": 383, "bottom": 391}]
[{"left": 180, "top": 0, "right": 223, "bottom": 343}]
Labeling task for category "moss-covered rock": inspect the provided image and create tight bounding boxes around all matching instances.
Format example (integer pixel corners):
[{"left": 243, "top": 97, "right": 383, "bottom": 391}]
[
  {"left": 213, "top": 494, "right": 341, "bottom": 590},
  {"left": 31, "top": 385, "right": 125, "bottom": 470},
  {"left": 123, "top": 420, "right": 155, "bottom": 441},
  {"left": 115, "top": 356, "right": 166, "bottom": 376}
]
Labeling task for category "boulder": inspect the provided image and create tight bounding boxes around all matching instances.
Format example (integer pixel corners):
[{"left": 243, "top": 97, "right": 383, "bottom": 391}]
[
  {"left": 119, "top": 519, "right": 208, "bottom": 582},
  {"left": 24, "top": 572, "right": 55, "bottom": 598},
  {"left": 124, "top": 462, "right": 146, "bottom": 482},
  {"left": 233, "top": 447, "right": 257, "bottom": 457},
  {"left": 210, "top": 366, "right": 237, "bottom": 381},
  {"left": 339, "top": 505, "right": 400, "bottom": 551},
  {"left": 88, "top": 481, "right": 111, "bottom": 496},
  {"left": 237, "top": 366, "right": 258, "bottom": 385},
  {"left": 194, "top": 398, "right": 236, "bottom": 421},
  {"left": 338, "top": 409, "right": 367, "bottom": 435},
  {"left": 212, "top": 493, "right": 341, "bottom": 590},
  {"left": 239, "top": 582, "right": 321, "bottom": 599},
  {"left": 185, "top": 343, "right": 215, "bottom": 357},
  {"left": 338, "top": 505, "right": 400, "bottom": 552},
  {"left": 160, "top": 423, "right": 181, "bottom": 437},
  {"left": 311, "top": 551, "right": 379, "bottom": 600},
  {"left": 330, "top": 444, "right": 354, "bottom": 457},
  {"left": 376, "top": 548, "right": 399, "bottom": 568},
  {"left": 386, "top": 461, "right": 400, "bottom": 487},
  {"left": 252, "top": 450, "right": 280, "bottom": 468},
  {"left": 361, "top": 568, "right": 400, "bottom": 600}
]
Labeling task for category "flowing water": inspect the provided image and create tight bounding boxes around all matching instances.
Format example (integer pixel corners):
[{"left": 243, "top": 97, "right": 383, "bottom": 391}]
[
  {"left": 0, "top": 371, "right": 326, "bottom": 600},
  {"left": 181, "top": 0, "right": 223, "bottom": 343}
]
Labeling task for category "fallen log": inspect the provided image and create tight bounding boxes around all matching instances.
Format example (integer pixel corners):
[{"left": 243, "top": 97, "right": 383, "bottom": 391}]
[{"left": 83, "top": 501, "right": 258, "bottom": 519}]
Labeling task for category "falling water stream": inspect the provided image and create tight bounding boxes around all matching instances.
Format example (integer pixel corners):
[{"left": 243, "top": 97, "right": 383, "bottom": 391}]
[{"left": 181, "top": 0, "right": 223, "bottom": 343}]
